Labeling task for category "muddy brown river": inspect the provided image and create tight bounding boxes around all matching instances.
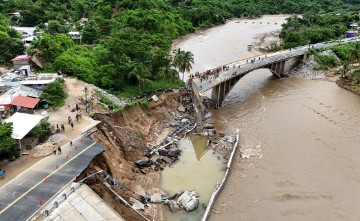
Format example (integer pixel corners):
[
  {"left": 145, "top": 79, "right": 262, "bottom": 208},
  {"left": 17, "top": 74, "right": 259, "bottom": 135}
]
[{"left": 173, "top": 15, "right": 360, "bottom": 221}]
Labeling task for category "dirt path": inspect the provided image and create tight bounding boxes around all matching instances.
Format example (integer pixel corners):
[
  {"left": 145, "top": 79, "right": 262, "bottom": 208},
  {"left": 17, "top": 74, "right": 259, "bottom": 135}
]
[{"left": 0, "top": 77, "right": 100, "bottom": 188}]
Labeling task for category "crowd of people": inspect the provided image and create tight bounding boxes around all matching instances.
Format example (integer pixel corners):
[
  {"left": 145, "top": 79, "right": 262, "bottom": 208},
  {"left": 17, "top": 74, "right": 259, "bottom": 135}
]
[
  {"left": 189, "top": 65, "right": 236, "bottom": 83},
  {"left": 189, "top": 54, "right": 273, "bottom": 85}
]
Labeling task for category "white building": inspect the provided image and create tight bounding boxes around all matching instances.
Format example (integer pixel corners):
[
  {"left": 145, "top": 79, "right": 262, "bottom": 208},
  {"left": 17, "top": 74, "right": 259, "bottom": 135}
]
[{"left": 68, "top": 31, "right": 82, "bottom": 40}]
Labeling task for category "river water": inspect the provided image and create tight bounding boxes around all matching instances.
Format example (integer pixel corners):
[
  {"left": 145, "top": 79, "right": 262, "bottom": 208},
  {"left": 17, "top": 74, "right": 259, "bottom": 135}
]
[
  {"left": 161, "top": 135, "right": 225, "bottom": 221},
  {"left": 173, "top": 15, "right": 360, "bottom": 221}
]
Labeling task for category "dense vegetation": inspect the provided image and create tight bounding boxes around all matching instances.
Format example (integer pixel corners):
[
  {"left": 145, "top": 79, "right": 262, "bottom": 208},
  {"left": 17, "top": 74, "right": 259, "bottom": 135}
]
[
  {"left": 40, "top": 78, "right": 67, "bottom": 107},
  {"left": 280, "top": 13, "right": 359, "bottom": 49},
  {"left": 30, "top": 119, "right": 51, "bottom": 143},
  {"left": 1, "top": 0, "right": 360, "bottom": 97},
  {"left": 0, "top": 14, "right": 25, "bottom": 63},
  {"left": 0, "top": 122, "right": 18, "bottom": 159}
]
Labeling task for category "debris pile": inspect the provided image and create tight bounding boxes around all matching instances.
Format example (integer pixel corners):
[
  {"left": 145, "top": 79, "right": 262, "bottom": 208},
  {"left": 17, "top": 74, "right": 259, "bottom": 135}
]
[
  {"left": 134, "top": 120, "right": 196, "bottom": 174},
  {"left": 288, "top": 55, "right": 325, "bottom": 79},
  {"left": 165, "top": 190, "right": 200, "bottom": 212}
]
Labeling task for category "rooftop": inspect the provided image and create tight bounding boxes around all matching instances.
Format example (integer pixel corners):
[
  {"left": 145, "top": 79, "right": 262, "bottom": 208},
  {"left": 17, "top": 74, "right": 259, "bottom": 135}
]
[
  {"left": 4, "top": 112, "right": 45, "bottom": 140},
  {"left": 43, "top": 184, "right": 125, "bottom": 221},
  {"left": 10, "top": 95, "right": 40, "bottom": 109},
  {"left": 4, "top": 85, "right": 42, "bottom": 98},
  {"left": 11, "top": 55, "right": 32, "bottom": 61}
]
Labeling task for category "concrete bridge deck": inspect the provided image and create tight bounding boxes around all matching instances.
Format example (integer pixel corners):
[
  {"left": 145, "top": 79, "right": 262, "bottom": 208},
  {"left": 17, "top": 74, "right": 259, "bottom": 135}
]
[{"left": 192, "top": 37, "right": 359, "bottom": 107}]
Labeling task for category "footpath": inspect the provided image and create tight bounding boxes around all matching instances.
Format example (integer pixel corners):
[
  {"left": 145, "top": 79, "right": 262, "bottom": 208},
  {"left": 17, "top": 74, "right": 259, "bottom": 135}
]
[{"left": 0, "top": 135, "right": 104, "bottom": 221}]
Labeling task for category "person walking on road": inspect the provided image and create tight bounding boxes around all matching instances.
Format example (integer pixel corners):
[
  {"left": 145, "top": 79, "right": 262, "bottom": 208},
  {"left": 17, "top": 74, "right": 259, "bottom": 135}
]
[
  {"left": 69, "top": 138, "right": 73, "bottom": 146},
  {"left": 70, "top": 122, "right": 74, "bottom": 129},
  {"left": 53, "top": 147, "right": 57, "bottom": 155},
  {"left": 57, "top": 146, "right": 62, "bottom": 154}
]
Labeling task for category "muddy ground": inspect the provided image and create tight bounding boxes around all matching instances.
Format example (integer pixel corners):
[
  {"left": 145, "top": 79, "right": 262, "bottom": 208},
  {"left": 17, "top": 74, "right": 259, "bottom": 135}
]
[{"left": 76, "top": 89, "right": 196, "bottom": 220}]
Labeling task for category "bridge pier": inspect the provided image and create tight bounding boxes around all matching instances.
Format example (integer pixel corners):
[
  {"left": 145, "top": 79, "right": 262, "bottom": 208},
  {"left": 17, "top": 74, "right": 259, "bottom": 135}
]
[
  {"left": 224, "top": 79, "right": 231, "bottom": 94},
  {"left": 280, "top": 60, "right": 285, "bottom": 76},
  {"left": 269, "top": 60, "right": 286, "bottom": 77},
  {"left": 191, "top": 81, "right": 205, "bottom": 125},
  {"left": 211, "top": 82, "right": 226, "bottom": 105}
]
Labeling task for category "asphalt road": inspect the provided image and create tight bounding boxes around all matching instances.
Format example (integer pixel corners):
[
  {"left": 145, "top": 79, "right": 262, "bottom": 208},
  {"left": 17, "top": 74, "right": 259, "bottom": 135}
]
[
  {"left": 194, "top": 37, "right": 360, "bottom": 93},
  {"left": 0, "top": 136, "right": 104, "bottom": 221}
]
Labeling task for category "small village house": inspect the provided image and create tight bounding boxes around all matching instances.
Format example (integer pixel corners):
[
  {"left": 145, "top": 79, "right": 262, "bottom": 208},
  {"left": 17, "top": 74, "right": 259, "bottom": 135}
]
[
  {"left": 4, "top": 112, "right": 46, "bottom": 153},
  {"left": 11, "top": 55, "right": 32, "bottom": 71}
]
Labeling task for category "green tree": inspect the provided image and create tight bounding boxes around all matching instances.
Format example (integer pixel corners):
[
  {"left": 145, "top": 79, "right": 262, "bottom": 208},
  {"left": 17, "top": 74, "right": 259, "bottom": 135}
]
[
  {"left": 128, "top": 63, "right": 152, "bottom": 94},
  {"left": 159, "top": 55, "right": 179, "bottom": 82},
  {"left": 0, "top": 37, "right": 25, "bottom": 63},
  {"left": 53, "top": 46, "right": 96, "bottom": 81},
  {"left": 81, "top": 20, "right": 100, "bottom": 44},
  {"left": 0, "top": 15, "right": 25, "bottom": 63},
  {"left": 174, "top": 49, "right": 194, "bottom": 81},
  {"left": 0, "top": 123, "right": 17, "bottom": 159},
  {"left": 30, "top": 119, "right": 51, "bottom": 143},
  {"left": 350, "top": 42, "right": 360, "bottom": 63},
  {"left": 340, "top": 61, "right": 351, "bottom": 79},
  {"left": 47, "top": 20, "right": 69, "bottom": 35},
  {"left": 40, "top": 78, "right": 67, "bottom": 107},
  {"left": 33, "top": 33, "right": 73, "bottom": 62}
]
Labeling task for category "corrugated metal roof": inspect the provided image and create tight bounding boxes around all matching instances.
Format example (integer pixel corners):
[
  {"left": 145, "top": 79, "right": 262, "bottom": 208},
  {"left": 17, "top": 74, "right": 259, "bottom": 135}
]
[
  {"left": 10, "top": 95, "right": 39, "bottom": 108},
  {"left": 4, "top": 85, "right": 42, "bottom": 98}
]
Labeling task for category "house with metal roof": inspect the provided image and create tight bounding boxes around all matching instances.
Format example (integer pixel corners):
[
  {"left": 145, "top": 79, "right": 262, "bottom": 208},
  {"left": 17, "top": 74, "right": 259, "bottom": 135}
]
[{"left": 11, "top": 55, "right": 32, "bottom": 71}]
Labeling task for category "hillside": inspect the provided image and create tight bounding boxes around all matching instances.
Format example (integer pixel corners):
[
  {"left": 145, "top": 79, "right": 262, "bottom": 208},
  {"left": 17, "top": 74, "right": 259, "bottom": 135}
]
[{"left": 1, "top": 0, "right": 359, "bottom": 97}]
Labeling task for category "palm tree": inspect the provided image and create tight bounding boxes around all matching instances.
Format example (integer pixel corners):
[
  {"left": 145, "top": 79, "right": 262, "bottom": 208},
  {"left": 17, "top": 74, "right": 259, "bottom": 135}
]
[
  {"left": 174, "top": 49, "right": 194, "bottom": 81},
  {"left": 350, "top": 41, "right": 360, "bottom": 64},
  {"left": 159, "top": 56, "right": 179, "bottom": 82},
  {"left": 340, "top": 61, "right": 351, "bottom": 80},
  {"left": 173, "top": 48, "right": 183, "bottom": 70},
  {"left": 128, "top": 63, "right": 152, "bottom": 94}
]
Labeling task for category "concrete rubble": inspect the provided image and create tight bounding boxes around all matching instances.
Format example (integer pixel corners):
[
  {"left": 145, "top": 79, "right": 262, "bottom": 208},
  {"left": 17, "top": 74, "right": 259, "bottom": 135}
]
[
  {"left": 177, "top": 190, "right": 199, "bottom": 212},
  {"left": 288, "top": 55, "right": 325, "bottom": 79},
  {"left": 165, "top": 190, "right": 200, "bottom": 212}
]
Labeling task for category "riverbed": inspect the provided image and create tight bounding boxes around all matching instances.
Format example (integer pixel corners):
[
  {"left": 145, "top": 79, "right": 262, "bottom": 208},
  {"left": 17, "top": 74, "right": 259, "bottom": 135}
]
[{"left": 173, "top": 15, "right": 360, "bottom": 221}]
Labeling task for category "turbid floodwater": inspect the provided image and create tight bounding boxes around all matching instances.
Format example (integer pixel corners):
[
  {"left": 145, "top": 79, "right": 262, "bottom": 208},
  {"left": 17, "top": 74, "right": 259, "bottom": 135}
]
[
  {"left": 161, "top": 135, "right": 225, "bottom": 221},
  {"left": 173, "top": 15, "right": 360, "bottom": 221}
]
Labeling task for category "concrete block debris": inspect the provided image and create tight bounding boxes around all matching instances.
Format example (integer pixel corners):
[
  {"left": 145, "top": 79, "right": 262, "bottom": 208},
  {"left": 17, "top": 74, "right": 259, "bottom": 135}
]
[{"left": 177, "top": 191, "right": 199, "bottom": 212}]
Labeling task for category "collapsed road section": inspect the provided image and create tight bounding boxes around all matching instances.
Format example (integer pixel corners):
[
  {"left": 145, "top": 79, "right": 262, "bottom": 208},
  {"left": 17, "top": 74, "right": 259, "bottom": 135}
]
[{"left": 34, "top": 88, "right": 239, "bottom": 221}]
